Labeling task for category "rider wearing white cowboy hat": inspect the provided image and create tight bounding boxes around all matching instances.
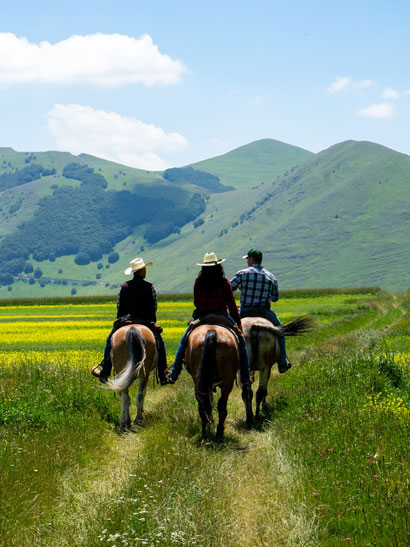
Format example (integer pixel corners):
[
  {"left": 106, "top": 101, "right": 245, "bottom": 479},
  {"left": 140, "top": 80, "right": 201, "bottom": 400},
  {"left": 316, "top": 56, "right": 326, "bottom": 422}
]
[
  {"left": 166, "top": 252, "right": 251, "bottom": 387},
  {"left": 92, "top": 257, "right": 168, "bottom": 384}
]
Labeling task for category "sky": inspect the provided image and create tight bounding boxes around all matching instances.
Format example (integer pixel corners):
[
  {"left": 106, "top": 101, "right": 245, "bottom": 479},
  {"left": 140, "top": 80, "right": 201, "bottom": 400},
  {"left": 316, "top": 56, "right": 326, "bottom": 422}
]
[{"left": 1, "top": 0, "right": 410, "bottom": 170}]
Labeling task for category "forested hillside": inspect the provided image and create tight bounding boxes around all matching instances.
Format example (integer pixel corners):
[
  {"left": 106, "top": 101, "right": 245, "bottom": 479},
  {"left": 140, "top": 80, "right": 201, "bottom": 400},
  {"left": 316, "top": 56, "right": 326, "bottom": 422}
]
[{"left": 0, "top": 139, "right": 408, "bottom": 297}]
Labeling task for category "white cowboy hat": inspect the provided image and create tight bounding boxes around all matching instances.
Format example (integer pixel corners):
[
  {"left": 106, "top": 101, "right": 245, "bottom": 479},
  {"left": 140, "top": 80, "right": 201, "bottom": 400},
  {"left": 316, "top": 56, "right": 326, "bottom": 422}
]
[
  {"left": 124, "top": 257, "right": 153, "bottom": 275},
  {"left": 196, "top": 252, "right": 226, "bottom": 267}
]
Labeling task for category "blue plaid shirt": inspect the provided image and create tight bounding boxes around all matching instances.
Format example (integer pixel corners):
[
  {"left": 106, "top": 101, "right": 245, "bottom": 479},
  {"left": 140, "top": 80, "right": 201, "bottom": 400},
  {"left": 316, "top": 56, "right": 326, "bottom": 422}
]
[{"left": 230, "top": 264, "right": 279, "bottom": 308}]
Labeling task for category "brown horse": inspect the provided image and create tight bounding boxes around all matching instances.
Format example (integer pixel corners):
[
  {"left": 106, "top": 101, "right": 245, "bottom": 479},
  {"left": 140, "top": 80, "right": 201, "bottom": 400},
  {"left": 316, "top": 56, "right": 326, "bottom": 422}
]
[
  {"left": 242, "top": 316, "right": 312, "bottom": 419},
  {"left": 108, "top": 324, "right": 158, "bottom": 430},
  {"left": 184, "top": 324, "right": 253, "bottom": 440}
]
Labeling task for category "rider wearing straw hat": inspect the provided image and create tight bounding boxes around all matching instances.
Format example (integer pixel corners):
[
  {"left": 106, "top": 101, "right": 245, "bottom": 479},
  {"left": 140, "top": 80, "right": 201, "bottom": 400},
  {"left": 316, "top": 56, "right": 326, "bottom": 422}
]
[
  {"left": 92, "top": 257, "right": 167, "bottom": 384},
  {"left": 166, "top": 252, "right": 251, "bottom": 386}
]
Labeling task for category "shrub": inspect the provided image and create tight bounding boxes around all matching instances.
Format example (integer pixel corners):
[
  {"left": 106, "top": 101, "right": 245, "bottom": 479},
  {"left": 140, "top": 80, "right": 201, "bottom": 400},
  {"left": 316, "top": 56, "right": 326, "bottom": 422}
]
[
  {"left": 33, "top": 267, "right": 42, "bottom": 279},
  {"left": 74, "top": 252, "right": 91, "bottom": 266},
  {"left": 24, "top": 262, "right": 34, "bottom": 274},
  {"left": 108, "top": 252, "right": 119, "bottom": 264},
  {"left": 0, "top": 272, "right": 14, "bottom": 285}
]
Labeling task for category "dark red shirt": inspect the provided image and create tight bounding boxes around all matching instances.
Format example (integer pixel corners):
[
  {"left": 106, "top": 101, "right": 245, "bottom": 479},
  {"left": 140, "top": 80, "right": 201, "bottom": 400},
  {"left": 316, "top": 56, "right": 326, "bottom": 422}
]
[{"left": 193, "top": 278, "right": 241, "bottom": 326}]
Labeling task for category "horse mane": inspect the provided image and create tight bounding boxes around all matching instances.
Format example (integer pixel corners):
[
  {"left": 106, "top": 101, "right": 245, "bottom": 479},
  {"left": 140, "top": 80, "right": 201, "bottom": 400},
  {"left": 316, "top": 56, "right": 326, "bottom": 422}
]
[{"left": 196, "top": 329, "right": 217, "bottom": 425}]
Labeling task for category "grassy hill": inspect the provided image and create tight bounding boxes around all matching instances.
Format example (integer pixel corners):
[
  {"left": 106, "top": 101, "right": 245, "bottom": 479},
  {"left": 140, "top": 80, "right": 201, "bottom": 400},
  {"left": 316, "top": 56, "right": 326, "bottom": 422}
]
[
  {"left": 127, "top": 140, "right": 410, "bottom": 293},
  {"left": 190, "top": 138, "right": 314, "bottom": 189},
  {"left": 0, "top": 139, "right": 409, "bottom": 297}
]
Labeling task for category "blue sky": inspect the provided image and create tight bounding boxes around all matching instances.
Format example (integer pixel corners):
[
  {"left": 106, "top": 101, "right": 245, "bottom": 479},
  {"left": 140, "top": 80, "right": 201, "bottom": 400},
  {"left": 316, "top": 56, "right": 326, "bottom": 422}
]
[{"left": 1, "top": 0, "right": 409, "bottom": 169}]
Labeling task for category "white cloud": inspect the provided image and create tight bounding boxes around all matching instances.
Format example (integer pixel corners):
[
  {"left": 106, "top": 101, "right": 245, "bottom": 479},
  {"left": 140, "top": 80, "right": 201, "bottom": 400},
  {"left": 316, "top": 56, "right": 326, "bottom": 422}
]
[
  {"left": 327, "top": 76, "right": 351, "bottom": 93},
  {"left": 382, "top": 87, "right": 400, "bottom": 99},
  {"left": 47, "top": 104, "right": 188, "bottom": 170},
  {"left": 354, "top": 79, "right": 374, "bottom": 89},
  {"left": 0, "top": 32, "right": 187, "bottom": 86},
  {"left": 357, "top": 103, "right": 394, "bottom": 119},
  {"left": 327, "top": 77, "right": 374, "bottom": 93}
]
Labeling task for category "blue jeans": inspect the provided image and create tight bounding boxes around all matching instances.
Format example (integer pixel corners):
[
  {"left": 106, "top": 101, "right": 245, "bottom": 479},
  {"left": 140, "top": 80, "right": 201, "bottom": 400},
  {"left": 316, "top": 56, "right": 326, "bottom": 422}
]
[
  {"left": 240, "top": 305, "right": 288, "bottom": 365},
  {"left": 169, "top": 313, "right": 250, "bottom": 383}
]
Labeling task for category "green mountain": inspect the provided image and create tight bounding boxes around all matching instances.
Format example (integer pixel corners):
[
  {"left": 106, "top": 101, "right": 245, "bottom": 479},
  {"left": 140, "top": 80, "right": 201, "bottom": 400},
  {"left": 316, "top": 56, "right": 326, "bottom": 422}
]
[
  {"left": 0, "top": 139, "right": 310, "bottom": 297},
  {"left": 143, "top": 140, "right": 409, "bottom": 293},
  {"left": 190, "top": 138, "right": 314, "bottom": 189},
  {"left": 0, "top": 139, "right": 408, "bottom": 297}
]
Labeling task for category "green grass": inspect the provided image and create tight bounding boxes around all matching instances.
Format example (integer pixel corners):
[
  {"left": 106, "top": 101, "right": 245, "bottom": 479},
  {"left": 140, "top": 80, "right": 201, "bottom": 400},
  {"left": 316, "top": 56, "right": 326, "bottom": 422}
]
[{"left": 0, "top": 290, "right": 409, "bottom": 545}]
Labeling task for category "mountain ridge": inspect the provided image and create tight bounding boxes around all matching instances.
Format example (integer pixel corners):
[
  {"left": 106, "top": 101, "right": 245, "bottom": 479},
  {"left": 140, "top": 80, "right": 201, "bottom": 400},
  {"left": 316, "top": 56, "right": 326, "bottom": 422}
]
[{"left": 0, "top": 138, "right": 409, "bottom": 296}]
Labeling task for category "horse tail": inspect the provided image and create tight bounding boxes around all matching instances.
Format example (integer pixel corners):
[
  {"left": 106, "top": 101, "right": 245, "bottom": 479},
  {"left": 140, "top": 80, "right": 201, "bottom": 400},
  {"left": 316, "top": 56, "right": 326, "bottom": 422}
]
[
  {"left": 108, "top": 326, "right": 146, "bottom": 393},
  {"left": 250, "top": 315, "right": 313, "bottom": 339},
  {"left": 196, "top": 329, "right": 217, "bottom": 424},
  {"left": 277, "top": 315, "right": 314, "bottom": 337}
]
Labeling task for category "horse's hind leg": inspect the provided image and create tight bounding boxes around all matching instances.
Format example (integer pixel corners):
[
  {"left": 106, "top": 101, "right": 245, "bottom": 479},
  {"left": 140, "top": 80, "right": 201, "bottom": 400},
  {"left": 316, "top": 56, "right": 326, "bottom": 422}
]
[
  {"left": 241, "top": 383, "right": 254, "bottom": 429},
  {"left": 256, "top": 368, "right": 270, "bottom": 420},
  {"left": 120, "top": 389, "right": 131, "bottom": 430},
  {"left": 134, "top": 375, "right": 148, "bottom": 424},
  {"left": 216, "top": 391, "right": 229, "bottom": 440},
  {"left": 197, "top": 403, "right": 211, "bottom": 440}
]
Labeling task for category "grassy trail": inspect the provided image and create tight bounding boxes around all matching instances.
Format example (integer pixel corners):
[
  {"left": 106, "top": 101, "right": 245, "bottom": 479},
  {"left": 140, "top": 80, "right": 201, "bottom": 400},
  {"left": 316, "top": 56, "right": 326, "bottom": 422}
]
[
  {"left": 2, "top": 290, "right": 409, "bottom": 545},
  {"left": 22, "top": 377, "right": 317, "bottom": 546},
  {"left": 36, "top": 307, "right": 391, "bottom": 546}
]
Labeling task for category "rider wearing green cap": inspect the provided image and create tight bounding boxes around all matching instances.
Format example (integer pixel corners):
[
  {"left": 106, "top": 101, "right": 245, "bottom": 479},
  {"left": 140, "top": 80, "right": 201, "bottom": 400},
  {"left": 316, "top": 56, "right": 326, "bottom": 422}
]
[{"left": 230, "top": 248, "right": 291, "bottom": 373}]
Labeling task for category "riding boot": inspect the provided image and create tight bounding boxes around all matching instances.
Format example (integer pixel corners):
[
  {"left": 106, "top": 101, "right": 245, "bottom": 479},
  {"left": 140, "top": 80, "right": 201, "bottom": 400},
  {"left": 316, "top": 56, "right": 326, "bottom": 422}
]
[
  {"left": 92, "top": 355, "right": 112, "bottom": 383},
  {"left": 277, "top": 336, "right": 291, "bottom": 373}
]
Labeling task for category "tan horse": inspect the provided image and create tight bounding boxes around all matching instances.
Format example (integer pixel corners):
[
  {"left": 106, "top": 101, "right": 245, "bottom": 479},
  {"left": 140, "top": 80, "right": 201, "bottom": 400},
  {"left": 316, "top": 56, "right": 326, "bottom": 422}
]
[
  {"left": 108, "top": 324, "right": 158, "bottom": 430},
  {"left": 185, "top": 324, "right": 253, "bottom": 440},
  {"left": 242, "top": 316, "right": 312, "bottom": 419}
]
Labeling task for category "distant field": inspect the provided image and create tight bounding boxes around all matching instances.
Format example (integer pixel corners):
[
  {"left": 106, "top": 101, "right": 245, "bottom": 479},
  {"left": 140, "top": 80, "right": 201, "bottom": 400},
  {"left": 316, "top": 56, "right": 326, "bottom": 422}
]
[{"left": 0, "top": 288, "right": 409, "bottom": 545}]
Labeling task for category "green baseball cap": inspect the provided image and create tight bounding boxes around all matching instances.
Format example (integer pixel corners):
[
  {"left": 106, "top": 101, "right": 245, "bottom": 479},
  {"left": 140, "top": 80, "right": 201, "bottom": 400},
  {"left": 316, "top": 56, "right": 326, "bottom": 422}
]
[{"left": 242, "top": 248, "right": 263, "bottom": 261}]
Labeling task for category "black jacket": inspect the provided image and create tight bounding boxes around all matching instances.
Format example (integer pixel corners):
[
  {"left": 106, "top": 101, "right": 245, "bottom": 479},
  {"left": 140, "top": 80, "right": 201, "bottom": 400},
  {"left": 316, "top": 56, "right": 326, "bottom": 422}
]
[{"left": 116, "top": 275, "right": 157, "bottom": 322}]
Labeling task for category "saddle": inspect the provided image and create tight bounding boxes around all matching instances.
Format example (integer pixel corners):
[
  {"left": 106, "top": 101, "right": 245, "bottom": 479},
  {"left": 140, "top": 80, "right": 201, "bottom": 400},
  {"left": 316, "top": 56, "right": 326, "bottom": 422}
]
[
  {"left": 113, "top": 316, "right": 163, "bottom": 336},
  {"left": 187, "top": 314, "right": 243, "bottom": 342}
]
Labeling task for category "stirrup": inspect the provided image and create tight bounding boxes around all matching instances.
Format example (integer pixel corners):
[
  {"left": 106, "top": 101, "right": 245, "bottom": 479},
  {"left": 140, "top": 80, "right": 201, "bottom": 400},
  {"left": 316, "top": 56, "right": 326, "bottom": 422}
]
[{"left": 91, "top": 363, "right": 102, "bottom": 377}]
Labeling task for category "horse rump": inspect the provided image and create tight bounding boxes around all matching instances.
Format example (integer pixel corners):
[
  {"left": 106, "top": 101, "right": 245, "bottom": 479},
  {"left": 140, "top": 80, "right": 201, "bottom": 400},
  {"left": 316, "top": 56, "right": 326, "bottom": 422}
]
[{"left": 108, "top": 326, "right": 146, "bottom": 393}]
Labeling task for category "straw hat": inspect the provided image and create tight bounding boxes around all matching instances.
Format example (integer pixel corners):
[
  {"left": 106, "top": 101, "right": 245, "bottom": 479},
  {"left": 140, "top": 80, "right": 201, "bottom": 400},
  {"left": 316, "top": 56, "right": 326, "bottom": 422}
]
[
  {"left": 196, "top": 252, "right": 226, "bottom": 267},
  {"left": 124, "top": 257, "right": 153, "bottom": 275}
]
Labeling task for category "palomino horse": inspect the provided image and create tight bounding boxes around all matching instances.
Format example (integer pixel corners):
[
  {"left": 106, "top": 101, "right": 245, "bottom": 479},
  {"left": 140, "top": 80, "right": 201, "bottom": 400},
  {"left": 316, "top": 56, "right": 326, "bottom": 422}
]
[
  {"left": 184, "top": 324, "right": 253, "bottom": 440},
  {"left": 242, "top": 316, "right": 312, "bottom": 419},
  {"left": 108, "top": 324, "right": 158, "bottom": 430}
]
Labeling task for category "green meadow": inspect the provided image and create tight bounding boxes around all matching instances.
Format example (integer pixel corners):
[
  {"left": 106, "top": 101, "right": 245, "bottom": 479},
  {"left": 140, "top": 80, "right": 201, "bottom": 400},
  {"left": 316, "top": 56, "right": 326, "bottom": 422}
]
[{"left": 0, "top": 288, "right": 409, "bottom": 545}]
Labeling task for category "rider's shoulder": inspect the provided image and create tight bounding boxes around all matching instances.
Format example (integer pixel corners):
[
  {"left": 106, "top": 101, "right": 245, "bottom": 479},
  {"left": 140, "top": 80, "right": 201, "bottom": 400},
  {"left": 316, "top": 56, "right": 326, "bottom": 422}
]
[
  {"left": 234, "top": 268, "right": 250, "bottom": 276},
  {"left": 261, "top": 267, "right": 277, "bottom": 281}
]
